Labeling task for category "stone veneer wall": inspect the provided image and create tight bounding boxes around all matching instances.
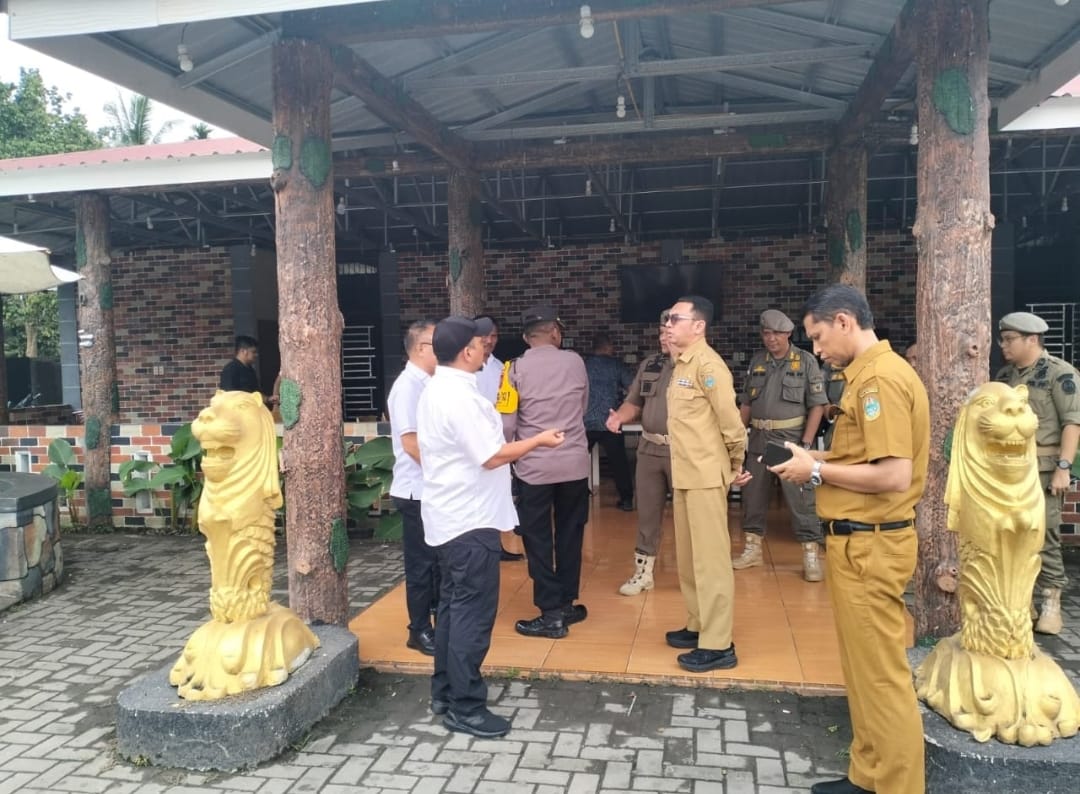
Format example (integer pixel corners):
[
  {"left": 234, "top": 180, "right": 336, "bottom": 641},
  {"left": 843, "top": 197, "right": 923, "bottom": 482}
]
[{"left": 0, "top": 484, "right": 62, "bottom": 613}]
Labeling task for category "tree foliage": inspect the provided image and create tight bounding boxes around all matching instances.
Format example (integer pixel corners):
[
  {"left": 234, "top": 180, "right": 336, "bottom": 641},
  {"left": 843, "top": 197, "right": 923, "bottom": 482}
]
[
  {"left": 101, "top": 92, "right": 179, "bottom": 146},
  {"left": 3, "top": 291, "right": 60, "bottom": 360},
  {"left": 189, "top": 122, "right": 213, "bottom": 140},
  {"left": 0, "top": 68, "right": 102, "bottom": 158}
]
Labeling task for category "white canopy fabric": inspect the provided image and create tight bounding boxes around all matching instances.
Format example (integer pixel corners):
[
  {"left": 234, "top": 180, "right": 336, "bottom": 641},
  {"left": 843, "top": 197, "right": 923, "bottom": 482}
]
[{"left": 0, "top": 236, "right": 81, "bottom": 294}]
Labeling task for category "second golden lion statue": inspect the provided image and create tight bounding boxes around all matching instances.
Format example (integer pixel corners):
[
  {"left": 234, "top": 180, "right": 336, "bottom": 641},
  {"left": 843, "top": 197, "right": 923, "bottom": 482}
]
[
  {"left": 915, "top": 382, "right": 1079, "bottom": 746},
  {"left": 169, "top": 390, "right": 320, "bottom": 701}
]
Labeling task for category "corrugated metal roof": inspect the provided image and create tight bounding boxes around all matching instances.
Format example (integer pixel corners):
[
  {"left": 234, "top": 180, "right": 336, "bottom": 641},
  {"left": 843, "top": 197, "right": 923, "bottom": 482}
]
[{"left": 0, "top": 138, "right": 267, "bottom": 174}]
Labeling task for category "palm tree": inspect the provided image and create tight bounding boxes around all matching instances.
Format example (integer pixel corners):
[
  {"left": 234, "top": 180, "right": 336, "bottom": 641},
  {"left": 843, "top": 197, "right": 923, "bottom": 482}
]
[
  {"left": 101, "top": 92, "right": 179, "bottom": 146},
  {"left": 188, "top": 122, "right": 213, "bottom": 140}
]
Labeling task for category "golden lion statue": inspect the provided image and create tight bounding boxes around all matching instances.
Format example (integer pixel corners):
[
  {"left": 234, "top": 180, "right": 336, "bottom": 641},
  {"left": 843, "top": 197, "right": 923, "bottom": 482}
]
[
  {"left": 915, "top": 382, "right": 1080, "bottom": 746},
  {"left": 169, "top": 390, "right": 319, "bottom": 700}
]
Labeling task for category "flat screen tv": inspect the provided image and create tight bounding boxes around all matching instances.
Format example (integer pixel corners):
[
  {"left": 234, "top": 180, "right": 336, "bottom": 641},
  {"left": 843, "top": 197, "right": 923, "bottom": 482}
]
[{"left": 618, "top": 263, "right": 723, "bottom": 323}]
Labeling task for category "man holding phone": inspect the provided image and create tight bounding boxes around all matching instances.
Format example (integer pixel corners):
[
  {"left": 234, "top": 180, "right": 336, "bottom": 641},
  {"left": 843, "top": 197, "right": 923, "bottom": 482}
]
[{"left": 736, "top": 309, "right": 827, "bottom": 581}]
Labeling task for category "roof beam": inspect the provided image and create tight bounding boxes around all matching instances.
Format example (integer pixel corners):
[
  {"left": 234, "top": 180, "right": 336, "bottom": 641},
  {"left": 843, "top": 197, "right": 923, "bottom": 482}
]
[
  {"left": 701, "top": 72, "right": 847, "bottom": 110},
  {"left": 998, "top": 31, "right": 1080, "bottom": 129},
  {"left": 720, "top": 8, "right": 880, "bottom": 45}
]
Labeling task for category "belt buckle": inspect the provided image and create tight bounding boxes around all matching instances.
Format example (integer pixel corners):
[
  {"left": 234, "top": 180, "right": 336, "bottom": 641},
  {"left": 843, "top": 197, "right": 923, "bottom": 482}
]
[{"left": 827, "top": 520, "right": 852, "bottom": 536}]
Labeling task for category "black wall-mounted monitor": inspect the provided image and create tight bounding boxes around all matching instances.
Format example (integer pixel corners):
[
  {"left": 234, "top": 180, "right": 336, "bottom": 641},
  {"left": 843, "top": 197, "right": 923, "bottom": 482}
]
[{"left": 617, "top": 263, "right": 723, "bottom": 323}]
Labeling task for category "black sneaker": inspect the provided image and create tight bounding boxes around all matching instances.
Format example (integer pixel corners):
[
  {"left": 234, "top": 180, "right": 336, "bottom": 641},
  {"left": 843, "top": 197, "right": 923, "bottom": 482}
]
[
  {"left": 677, "top": 645, "right": 738, "bottom": 672},
  {"left": 809, "top": 778, "right": 873, "bottom": 794},
  {"left": 443, "top": 709, "right": 511, "bottom": 738},
  {"left": 665, "top": 627, "right": 699, "bottom": 649},
  {"left": 430, "top": 698, "right": 450, "bottom": 716},
  {"left": 563, "top": 604, "right": 588, "bottom": 625},
  {"left": 406, "top": 627, "right": 436, "bottom": 656},
  {"left": 617, "top": 499, "right": 635, "bottom": 512},
  {"left": 515, "top": 614, "right": 568, "bottom": 639}
]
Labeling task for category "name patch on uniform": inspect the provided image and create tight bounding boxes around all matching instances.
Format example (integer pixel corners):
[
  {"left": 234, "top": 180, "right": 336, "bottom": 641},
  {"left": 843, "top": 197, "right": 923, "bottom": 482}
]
[
  {"left": 863, "top": 394, "right": 881, "bottom": 421},
  {"left": 677, "top": 377, "right": 693, "bottom": 388},
  {"left": 704, "top": 375, "right": 716, "bottom": 389}
]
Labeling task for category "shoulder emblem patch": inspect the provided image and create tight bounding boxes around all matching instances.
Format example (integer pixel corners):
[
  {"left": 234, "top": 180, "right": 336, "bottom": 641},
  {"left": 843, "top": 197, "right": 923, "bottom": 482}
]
[
  {"left": 1060, "top": 374, "right": 1077, "bottom": 395},
  {"left": 863, "top": 394, "right": 881, "bottom": 421},
  {"left": 704, "top": 375, "right": 716, "bottom": 389}
]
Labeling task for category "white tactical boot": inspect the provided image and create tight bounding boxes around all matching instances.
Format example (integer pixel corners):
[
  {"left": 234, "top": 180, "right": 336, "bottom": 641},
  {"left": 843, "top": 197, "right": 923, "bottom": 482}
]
[
  {"left": 1034, "top": 588, "right": 1063, "bottom": 635},
  {"left": 732, "top": 534, "right": 764, "bottom": 569},
  {"left": 802, "top": 542, "right": 823, "bottom": 582},
  {"left": 619, "top": 553, "right": 656, "bottom": 596}
]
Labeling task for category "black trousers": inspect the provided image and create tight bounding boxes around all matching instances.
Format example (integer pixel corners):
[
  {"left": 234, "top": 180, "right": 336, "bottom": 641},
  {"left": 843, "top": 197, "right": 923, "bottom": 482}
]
[
  {"left": 517, "top": 478, "right": 590, "bottom": 614},
  {"left": 392, "top": 496, "right": 439, "bottom": 633},
  {"left": 430, "top": 528, "right": 502, "bottom": 716},
  {"left": 586, "top": 430, "right": 634, "bottom": 502}
]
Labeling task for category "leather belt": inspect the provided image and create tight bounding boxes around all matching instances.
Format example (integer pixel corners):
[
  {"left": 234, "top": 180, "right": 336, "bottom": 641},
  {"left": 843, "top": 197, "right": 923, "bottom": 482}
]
[
  {"left": 641, "top": 431, "right": 670, "bottom": 445},
  {"left": 822, "top": 519, "right": 914, "bottom": 536},
  {"left": 750, "top": 417, "right": 805, "bottom": 431}
]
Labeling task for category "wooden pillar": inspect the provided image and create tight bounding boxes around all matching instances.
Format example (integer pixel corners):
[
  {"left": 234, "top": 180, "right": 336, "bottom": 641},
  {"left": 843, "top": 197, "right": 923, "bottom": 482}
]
[
  {"left": 73, "top": 193, "right": 116, "bottom": 528},
  {"left": 911, "top": 0, "right": 993, "bottom": 641},
  {"left": 824, "top": 144, "right": 868, "bottom": 287},
  {"left": 446, "top": 168, "right": 486, "bottom": 316},
  {"left": 0, "top": 299, "right": 8, "bottom": 425},
  {"left": 271, "top": 37, "right": 348, "bottom": 625}
]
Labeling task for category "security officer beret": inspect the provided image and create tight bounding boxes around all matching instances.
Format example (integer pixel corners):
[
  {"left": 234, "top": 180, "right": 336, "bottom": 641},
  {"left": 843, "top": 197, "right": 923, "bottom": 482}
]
[
  {"left": 760, "top": 309, "right": 794, "bottom": 333},
  {"left": 998, "top": 312, "right": 1048, "bottom": 335},
  {"left": 433, "top": 315, "right": 490, "bottom": 361},
  {"left": 521, "top": 303, "right": 565, "bottom": 330}
]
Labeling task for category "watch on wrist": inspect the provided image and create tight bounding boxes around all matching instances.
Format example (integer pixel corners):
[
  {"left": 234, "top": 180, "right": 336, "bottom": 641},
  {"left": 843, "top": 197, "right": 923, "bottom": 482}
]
[
  {"left": 809, "top": 460, "right": 824, "bottom": 487},
  {"left": 1057, "top": 458, "right": 1072, "bottom": 471}
]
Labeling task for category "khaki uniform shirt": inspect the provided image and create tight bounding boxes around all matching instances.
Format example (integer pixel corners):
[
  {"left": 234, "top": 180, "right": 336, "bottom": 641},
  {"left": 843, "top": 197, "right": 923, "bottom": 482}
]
[
  {"left": 739, "top": 345, "right": 826, "bottom": 454},
  {"left": 626, "top": 352, "right": 673, "bottom": 458},
  {"left": 667, "top": 337, "right": 745, "bottom": 490},
  {"left": 995, "top": 352, "right": 1080, "bottom": 472},
  {"left": 817, "top": 341, "right": 930, "bottom": 524}
]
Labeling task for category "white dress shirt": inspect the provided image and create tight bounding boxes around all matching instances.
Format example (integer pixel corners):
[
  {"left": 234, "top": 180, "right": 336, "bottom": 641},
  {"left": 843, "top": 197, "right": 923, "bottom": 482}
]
[
  {"left": 417, "top": 365, "right": 518, "bottom": 546},
  {"left": 387, "top": 361, "right": 430, "bottom": 500},
  {"left": 476, "top": 354, "right": 503, "bottom": 404}
]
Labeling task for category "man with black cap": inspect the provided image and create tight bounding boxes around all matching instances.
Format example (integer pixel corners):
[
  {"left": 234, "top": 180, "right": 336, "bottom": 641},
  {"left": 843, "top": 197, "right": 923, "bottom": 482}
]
[
  {"left": 502, "top": 304, "right": 591, "bottom": 639},
  {"left": 737, "top": 308, "right": 827, "bottom": 581},
  {"left": 417, "top": 315, "right": 564, "bottom": 738},
  {"left": 995, "top": 311, "right": 1080, "bottom": 635}
]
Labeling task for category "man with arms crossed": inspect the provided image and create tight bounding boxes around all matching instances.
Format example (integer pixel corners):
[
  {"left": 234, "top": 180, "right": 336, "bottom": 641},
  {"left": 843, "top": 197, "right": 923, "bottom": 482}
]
[
  {"left": 772, "top": 284, "right": 929, "bottom": 794},
  {"left": 417, "top": 316, "right": 563, "bottom": 739}
]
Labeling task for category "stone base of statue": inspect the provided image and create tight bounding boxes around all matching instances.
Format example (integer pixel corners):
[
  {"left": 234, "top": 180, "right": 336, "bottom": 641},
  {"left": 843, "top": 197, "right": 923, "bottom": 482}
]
[
  {"left": 911, "top": 647, "right": 1080, "bottom": 794},
  {"left": 116, "top": 625, "right": 358, "bottom": 771}
]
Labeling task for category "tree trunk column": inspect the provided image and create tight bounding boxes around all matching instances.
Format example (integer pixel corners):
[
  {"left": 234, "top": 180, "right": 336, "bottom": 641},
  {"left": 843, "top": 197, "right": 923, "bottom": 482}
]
[
  {"left": 447, "top": 169, "right": 486, "bottom": 316},
  {"left": 824, "top": 144, "right": 868, "bottom": 287},
  {"left": 271, "top": 37, "right": 349, "bottom": 625},
  {"left": 911, "top": 0, "right": 993, "bottom": 641},
  {"left": 74, "top": 192, "right": 117, "bottom": 528}
]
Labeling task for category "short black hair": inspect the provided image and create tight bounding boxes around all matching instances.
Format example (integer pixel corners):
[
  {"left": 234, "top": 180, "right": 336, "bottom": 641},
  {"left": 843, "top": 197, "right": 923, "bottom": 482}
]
[
  {"left": 235, "top": 335, "right": 258, "bottom": 353},
  {"left": 404, "top": 319, "right": 436, "bottom": 353},
  {"left": 677, "top": 295, "right": 714, "bottom": 325},
  {"left": 801, "top": 284, "right": 875, "bottom": 329}
]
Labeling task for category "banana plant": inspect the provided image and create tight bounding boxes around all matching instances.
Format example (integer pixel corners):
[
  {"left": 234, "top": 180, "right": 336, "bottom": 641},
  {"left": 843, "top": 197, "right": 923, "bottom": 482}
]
[
  {"left": 119, "top": 423, "right": 203, "bottom": 531},
  {"left": 344, "top": 436, "right": 400, "bottom": 540},
  {"left": 42, "top": 438, "right": 84, "bottom": 526}
]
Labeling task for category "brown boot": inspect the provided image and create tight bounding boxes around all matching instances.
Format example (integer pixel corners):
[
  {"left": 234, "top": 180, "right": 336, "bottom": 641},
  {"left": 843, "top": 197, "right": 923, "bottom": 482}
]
[
  {"left": 802, "top": 542, "right": 823, "bottom": 582},
  {"left": 732, "top": 534, "right": 763, "bottom": 569},
  {"left": 1034, "top": 588, "right": 1063, "bottom": 635},
  {"left": 619, "top": 553, "right": 656, "bottom": 596}
]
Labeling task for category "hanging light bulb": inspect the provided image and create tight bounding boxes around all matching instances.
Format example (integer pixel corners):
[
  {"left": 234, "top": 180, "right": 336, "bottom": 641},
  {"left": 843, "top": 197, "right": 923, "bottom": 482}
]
[
  {"left": 1062, "top": 195, "right": 1070, "bottom": 212},
  {"left": 145, "top": 215, "right": 153, "bottom": 230},
  {"left": 609, "top": 218, "right": 616, "bottom": 233},
  {"left": 1021, "top": 215, "right": 1028, "bottom": 228},
  {"left": 250, "top": 242, "right": 257, "bottom": 257},
  {"left": 177, "top": 43, "right": 194, "bottom": 73},
  {"left": 615, "top": 94, "right": 626, "bottom": 119},
  {"left": 579, "top": 5, "right": 595, "bottom": 39},
  {"left": 909, "top": 123, "right": 919, "bottom": 146},
  {"left": 391, "top": 159, "right": 401, "bottom": 173},
  {"left": 585, "top": 178, "right": 592, "bottom": 196},
  {"left": 336, "top": 196, "right": 347, "bottom": 216}
]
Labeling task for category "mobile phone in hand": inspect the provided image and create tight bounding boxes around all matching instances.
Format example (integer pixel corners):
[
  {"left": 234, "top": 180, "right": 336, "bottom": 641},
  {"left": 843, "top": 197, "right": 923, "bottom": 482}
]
[{"left": 761, "top": 441, "right": 794, "bottom": 467}]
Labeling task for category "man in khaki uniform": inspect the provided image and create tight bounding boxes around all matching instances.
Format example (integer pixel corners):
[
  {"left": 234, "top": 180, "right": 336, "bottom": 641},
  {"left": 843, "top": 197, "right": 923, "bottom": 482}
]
[
  {"left": 994, "top": 311, "right": 1080, "bottom": 635},
  {"left": 662, "top": 295, "right": 750, "bottom": 673},
  {"left": 773, "top": 284, "right": 928, "bottom": 794},
  {"left": 606, "top": 319, "right": 674, "bottom": 595},
  {"left": 737, "top": 309, "right": 827, "bottom": 580}
]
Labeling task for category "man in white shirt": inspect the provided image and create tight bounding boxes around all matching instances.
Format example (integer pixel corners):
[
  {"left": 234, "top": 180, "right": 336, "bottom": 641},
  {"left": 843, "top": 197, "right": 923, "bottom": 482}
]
[
  {"left": 418, "top": 315, "right": 564, "bottom": 739},
  {"left": 387, "top": 320, "right": 439, "bottom": 656}
]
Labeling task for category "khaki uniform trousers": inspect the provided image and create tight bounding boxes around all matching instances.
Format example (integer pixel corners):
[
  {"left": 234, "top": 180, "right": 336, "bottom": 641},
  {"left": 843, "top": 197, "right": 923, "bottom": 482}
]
[
  {"left": 741, "top": 450, "right": 823, "bottom": 543},
  {"left": 634, "top": 450, "right": 672, "bottom": 555},
  {"left": 673, "top": 486, "right": 734, "bottom": 651},
  {"left": 826, "top": 527, "right": 924, "bottom": 794},
  {"left": 1038, "top": 471, "right": 1068, "bottom": 590}
]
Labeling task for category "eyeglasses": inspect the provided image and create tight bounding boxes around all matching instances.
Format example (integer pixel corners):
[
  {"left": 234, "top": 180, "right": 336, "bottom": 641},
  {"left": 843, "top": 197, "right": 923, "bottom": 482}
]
[
  {"left": 663, "top": 312, "right": 697, "bottom": 326},
  {"left": 659, "top": 311, "right": 671, "bottom": 325}
]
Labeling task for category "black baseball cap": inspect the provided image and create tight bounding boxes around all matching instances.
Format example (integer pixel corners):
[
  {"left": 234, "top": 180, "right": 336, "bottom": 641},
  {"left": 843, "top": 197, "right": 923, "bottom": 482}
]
[
  {"left": 432, "top": 315, "right": 493, "bottom": 361},
  {"left": 521, "top": 304, "right": 565, "bottom": 330}
]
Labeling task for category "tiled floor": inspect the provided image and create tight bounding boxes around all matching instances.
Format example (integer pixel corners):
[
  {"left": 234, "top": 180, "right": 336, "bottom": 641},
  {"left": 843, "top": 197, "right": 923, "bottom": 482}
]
[{"left": 349, "top": 486, "right": 914, "bottom": 694}]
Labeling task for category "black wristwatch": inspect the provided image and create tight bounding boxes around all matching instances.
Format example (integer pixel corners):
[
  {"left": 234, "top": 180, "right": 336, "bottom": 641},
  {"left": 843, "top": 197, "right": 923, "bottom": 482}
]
[{"left": 1057, "top": 459, "right": 1072, "bottom": 471}]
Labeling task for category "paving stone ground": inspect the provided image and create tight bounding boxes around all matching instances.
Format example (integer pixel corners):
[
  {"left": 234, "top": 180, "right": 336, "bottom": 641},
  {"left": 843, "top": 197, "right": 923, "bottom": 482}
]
[{"left": 0, "top": 533, "right": 1077, "bottom": 794}]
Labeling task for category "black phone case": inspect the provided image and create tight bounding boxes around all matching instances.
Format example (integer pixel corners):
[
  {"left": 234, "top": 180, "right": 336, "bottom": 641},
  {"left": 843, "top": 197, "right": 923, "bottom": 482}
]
[{"left": 762, "top": 442, "right": 793, "bottom": 466}]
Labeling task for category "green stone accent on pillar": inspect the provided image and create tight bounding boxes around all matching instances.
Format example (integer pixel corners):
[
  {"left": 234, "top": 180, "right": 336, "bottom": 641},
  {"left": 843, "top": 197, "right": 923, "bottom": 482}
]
[
  {"left": 468, "top": 198, "right": 485, "bottom": 227},
  {"left": 85, "top": 416, "right": 102, "bottom": 450},
  {"left": 271, "top": 135, "right": 293, "bottom": 171},
  {"left": 99, "top": 282, "right": 113, "bottom": 310},
  {"left": 330, "top": 518, "right": 349, "bottom": 573},
  {"left": 299, "top": 136, "right": 331, "bottom": 188},
  {"left": 449, "top": 249, "right": 463, "bottom": 283},
  {"left": 845, "top": 210, "right": 864, "bottom": 252},
  {"left": 87, "top": 487, "right": 112, "bottom": 522},
  {"left": 932, "top": 68, "right": 975, "bottom": 136},
  {"left": 828, "top": 234, "right": 846, "bottom": 270},
  {"left": 279, "top": 378, "right": 301, "bottom": 429},
  {"left": 75, "top": 227, "right": 86, "bottom": 269}
]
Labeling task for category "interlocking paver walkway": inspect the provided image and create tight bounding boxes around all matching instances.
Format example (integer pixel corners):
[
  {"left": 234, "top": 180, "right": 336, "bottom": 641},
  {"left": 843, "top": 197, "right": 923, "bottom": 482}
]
[{"left": 1, "top": 533, "right": 1076, "bottom": 793}]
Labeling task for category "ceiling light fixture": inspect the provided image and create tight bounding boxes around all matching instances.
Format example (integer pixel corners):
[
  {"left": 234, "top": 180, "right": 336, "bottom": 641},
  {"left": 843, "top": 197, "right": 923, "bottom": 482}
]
[
  {"left": 1062, "top": 195, "right": 1070, "bottom": 212},
  {"left": 177, "top": 44, "right": 193, "bottom": 72},
  {"left": 579, "top": 5, "right": 595, "bottom": 39},
  {"left": 1053, "top": 0, "right": 1069, "bottom": 7},
  {"left": 145, "top": 215, "right": 153, "bottom": 230},
  {"left": 909, "top": 123, "right": 919, "bottom": 146},
  {"left": 336, "top": 196, "right": 347, "bottom": 216},
  {"left": 615, "top": 94, "right": 626, "bottom": 119},
  {"left": 391, "top": 159, "right": 401, "bottom": 173},
  {"left": 585, "top": 178, "right": 592, "bottom": 196},
  {"left": 553, "top": 137, "right": 568, "bottom": 145},
  {"left": 609, "top": 218, "right": 616, "bottom": 232}
]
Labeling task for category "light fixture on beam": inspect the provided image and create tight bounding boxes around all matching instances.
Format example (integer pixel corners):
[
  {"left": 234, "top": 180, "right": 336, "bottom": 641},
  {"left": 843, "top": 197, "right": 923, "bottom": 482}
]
[
  {"left": 909, "top": 123, "right": 919, "bottom": 146},
  {"left": 177, "top": 44, "right": 193, "bottom": 73},
  {"left": 585, "top": 178, "right": 592, "bottom": 196},
  {"left": 391, "top": 159, "right": 401, "bottom": 173},
  {"left": 615, "top": 95, "right": 626, "bottom": 119},
  {"left": 609, "top": 218, "right": 616, "bottom": 233},
  {"left": 336, "top": 196, "right": 347, "bottom": 216},
  {"left": 1063, "top": 195, "right": 1070, "bottom": 212},
  {"left": 146, "top": 215, "right": 153, "bottom": 230},
  {"left": 579, "top": 5, "right": 595, "bottom": 39}
]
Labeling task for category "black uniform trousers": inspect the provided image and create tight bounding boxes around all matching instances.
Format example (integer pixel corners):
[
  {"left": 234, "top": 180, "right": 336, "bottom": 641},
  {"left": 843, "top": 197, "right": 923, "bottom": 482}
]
[
  {"left": 517, "top": 478, "right": 590, "bottom": 615},
  {"left": 586, "top": 430, "right": 634, "bottom": 503},
  {"left": 392, "top": 496, "right": 439, "bottom": 633},
  {"left": 430, "top": 528, "right": 502, "bottom": 716}
]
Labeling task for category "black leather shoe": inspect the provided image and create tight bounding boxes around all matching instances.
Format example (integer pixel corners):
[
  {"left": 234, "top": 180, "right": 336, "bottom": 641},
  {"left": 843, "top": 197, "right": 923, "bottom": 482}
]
[
  {"left": 406, "top": 627, "right": 436, "bottom": 656},
  {"left": 677, "top": 645, "right": 737, "bottom": 672},
  {"left": 665, "top": 627, "right": 699, "bottom": 649},
  {"left": 617, "top": 499, "right": 635, "bottom": 512},
  {"left": 443, "top": 708, "right": 511, "bottom": 738},
  {"left": 500, "top": 549, "right": 525, "bottom": 562},
  {"left": 430, "top": 698, "right": 450, "bottom": 716},
  {"left": 515, "top": 614, "right": 568, "bottom": 639},
  {"left": 809, "top": 778, "right": 873, "bottom": 794},
  {"left": 563, "top": 604, "right": 588, "bottom": 625}
]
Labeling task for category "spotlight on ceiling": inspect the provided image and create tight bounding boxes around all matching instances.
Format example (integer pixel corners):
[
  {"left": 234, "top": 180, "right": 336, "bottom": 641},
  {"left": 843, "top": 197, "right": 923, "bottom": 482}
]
[
  {"left": 336, "top": 196, "right": 347, "bottom": 216},
  {"left": 177, "top": 43, "right": 194, "bottom": 73},
  {"left": 579, "top": 5, "right": 595, "bottom": 39}
]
